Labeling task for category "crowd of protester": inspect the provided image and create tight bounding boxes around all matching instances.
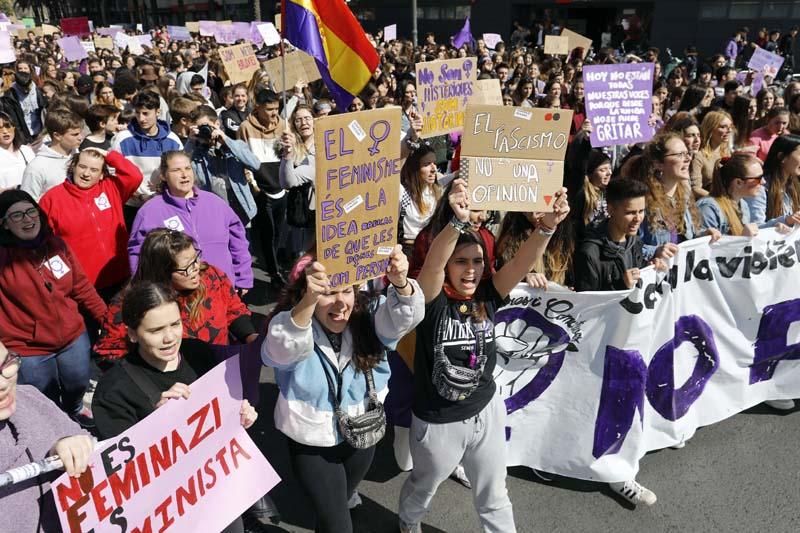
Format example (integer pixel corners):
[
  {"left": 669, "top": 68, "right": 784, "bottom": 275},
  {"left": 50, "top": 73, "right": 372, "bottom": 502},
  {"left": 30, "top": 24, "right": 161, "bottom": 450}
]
[{"left": 0, "top": 16, "right": 799, "bottom": 533}]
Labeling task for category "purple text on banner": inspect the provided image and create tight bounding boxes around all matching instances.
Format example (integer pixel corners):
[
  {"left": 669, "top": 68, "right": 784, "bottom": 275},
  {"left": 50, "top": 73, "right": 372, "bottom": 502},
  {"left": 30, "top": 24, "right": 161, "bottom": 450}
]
[
  {"left": 748, "top": 46, "right": 784, "bottom": 78},
  {"left": 52, "top": 355, "right": 280, "bottom": 533},
  {"left": 584, "top": 62, "right": 655, "bottom": 148},
  {"left": 59, "top": 36, "right": 88, "bottom": 62}
]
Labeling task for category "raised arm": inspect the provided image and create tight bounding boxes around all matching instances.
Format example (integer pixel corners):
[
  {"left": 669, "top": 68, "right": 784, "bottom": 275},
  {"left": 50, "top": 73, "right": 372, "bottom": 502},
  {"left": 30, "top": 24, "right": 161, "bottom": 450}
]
[{"left": 492, "top": 189, "right": 570, "bottom": 298}]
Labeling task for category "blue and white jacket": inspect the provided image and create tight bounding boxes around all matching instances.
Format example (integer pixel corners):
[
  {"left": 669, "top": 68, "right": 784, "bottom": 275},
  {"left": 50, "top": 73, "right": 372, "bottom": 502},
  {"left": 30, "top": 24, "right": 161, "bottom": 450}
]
[
  {"left": 261, "top": 281, "right": 425, "bottom": 447},
  {"left": 111, "top": 119, "right": 183, "bottom": 206}
]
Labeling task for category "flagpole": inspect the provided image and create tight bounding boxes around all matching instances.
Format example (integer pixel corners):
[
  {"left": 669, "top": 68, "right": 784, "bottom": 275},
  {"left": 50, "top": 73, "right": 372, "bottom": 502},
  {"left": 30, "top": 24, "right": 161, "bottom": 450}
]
[
  {"left": 412, "top": 0, "right": 418, "bottom": 45},
  {"left": 280, "top": 1, "right": 288, "bottom": 116}
]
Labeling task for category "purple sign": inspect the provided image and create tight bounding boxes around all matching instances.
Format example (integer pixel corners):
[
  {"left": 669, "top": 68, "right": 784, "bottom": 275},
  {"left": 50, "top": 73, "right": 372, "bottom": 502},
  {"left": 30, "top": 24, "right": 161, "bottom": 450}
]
[
  {"left": 167, "top": 25, "right": 191, "bottom": 42},
  {"left": 748, "top": 46, "right": 784, "bottom": 78},
  {"left": 58, "top": 35, "right": 88, "bottom": 62},
  {"left": 584, "top": 62, "right": 655, "bottom": 148},
  {"left": 96, "top": 27, "right": 123, "bottom": 37},
  {"left": 214, "top": 24, "right": 238, "bottom": 44},
  {"left": 232, "top": 22, "right": 251, "bottom": 42},
  {"left": 199, "top": 20, "right": 217, "bottom": 37}
]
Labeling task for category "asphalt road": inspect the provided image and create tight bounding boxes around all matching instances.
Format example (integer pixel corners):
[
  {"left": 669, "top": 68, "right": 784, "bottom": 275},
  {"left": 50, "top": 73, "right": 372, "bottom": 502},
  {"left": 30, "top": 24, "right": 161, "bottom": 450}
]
[{"left": 245, "top": 268, "right": 800, "bottom": 533}]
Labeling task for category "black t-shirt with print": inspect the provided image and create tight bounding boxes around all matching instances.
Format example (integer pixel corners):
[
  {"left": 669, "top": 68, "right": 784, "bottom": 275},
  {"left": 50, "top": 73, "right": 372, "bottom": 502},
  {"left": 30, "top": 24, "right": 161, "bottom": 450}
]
[{"left": 412, "top": 279, "right": 508, "bottom": 424}]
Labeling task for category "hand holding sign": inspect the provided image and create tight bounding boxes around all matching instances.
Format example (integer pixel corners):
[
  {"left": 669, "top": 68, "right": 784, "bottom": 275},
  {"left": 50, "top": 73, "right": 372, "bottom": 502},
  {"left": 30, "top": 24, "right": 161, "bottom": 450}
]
[
  {"left": 155, "top": 382, "right": 191, "bottom": 408},
  {"left": 385, "top": 245, "right": 411, "bottom": 290},
  {"left": 52, "top": 435, "right": 93, "bottom": 478},
  {"left": 540, "top": 188, "right": 570, "bottom": 229},
  {"left": 449, "top": 178, "right": 471, "bottom": 221}
]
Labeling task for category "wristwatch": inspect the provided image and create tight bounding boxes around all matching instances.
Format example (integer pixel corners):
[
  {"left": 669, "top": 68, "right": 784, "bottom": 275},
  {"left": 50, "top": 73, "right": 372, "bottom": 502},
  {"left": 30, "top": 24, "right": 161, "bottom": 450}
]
[{"left": 449, "top": 216, "right": 471, "bottom": 234}]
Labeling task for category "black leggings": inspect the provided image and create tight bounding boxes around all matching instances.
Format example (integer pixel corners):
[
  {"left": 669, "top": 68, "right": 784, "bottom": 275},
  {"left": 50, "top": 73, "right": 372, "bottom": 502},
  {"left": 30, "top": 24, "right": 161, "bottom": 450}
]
[{"left": 288, "top": 439, "right": 375, "bottom": 533}]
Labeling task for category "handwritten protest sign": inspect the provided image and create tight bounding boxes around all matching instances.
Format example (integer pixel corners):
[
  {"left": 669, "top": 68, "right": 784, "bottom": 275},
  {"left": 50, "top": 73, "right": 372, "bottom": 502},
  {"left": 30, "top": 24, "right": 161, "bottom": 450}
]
[
  {"left": 80, "top": 40, "right": 96, "bottom": 54},
  {"left": 471, "top": 78, "right": 503, "bottom": 105},
  {"left": 214, "top": 24, "right": 238, "bottom": 45},
  {"left": 220, "top": 43, "right": 259, "bottom": 85},
  {"left": 95, "top": 27, "right": 122, "bottom": 37},
  {"left": 461, "top": 104, "right": 572, "bottom": 211},
  {"left": 60, "top": 17, "right": 90, "bottom": 37},
  {"left": 138, "top": 34, "right": 153, "bottom": 49},
  {"left": 315, "top": 108, "right": 401, "bottom": 288},
  {"left": 544, "top": 35, "right": 569, "bottom": 55},
  {"left": 59, "top": 36, "right": 88, "bottom": 62},
  {"left": 41, "top": 23, "right": 59, "bottom": 36},
  {"left": 384, "top": 24, "right": 397, "bottom": 42},
  {"left": 231, "top": 22, "right": 251, "bottom": 42},
  {"left": 264, "top": 50, "right": 321, "bottom": 92},
  {"left": 748, "top": 46, "right": 784, "bottom": 78},
  {"left": 186, "top": 21, "right": 200, "bottom": 34},
  {"left": 561, "top": 28, "right": 592, "bottom": 58},
  {"left": 198, "top": 20, "right": 216, "bottom": 37},
  {"left": 416, "top": 57, "right": 477, "bottom": 138},
  {"left": 583, "top": 62, "right": 654, "bottom": 147},
  {"left": 53, "top": 356, "right": 279, "bottom": 533},
  {"left": 167, "top": 26, "right": 192, "bottom": 42},
  {"left": 483, "top": 33, "right": 502, "bottom": 49}
]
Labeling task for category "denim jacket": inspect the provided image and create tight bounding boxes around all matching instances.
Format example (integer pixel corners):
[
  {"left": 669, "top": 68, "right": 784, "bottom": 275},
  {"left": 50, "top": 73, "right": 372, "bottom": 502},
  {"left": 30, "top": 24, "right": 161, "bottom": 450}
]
[{"left": 638, "top": 205, "right": 698, "bottom": 260}]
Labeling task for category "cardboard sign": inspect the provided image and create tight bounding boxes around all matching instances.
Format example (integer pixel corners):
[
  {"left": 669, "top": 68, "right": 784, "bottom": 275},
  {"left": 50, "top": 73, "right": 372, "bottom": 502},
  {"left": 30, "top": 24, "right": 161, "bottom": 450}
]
[
  {"left": 471, "top": 78, "right": 503, "bottom": 106},
  {"left": 460, "top": 104, "right": 572, "bottom": 212},
  {"left": 80, "top": 39, "right": 96, "bottom": 54},
  {"left": 60, "top": 17, "right": 90, "bottom": 37},
  {"left": 415, "top": 57, "right": 477, "bottom": 138},
  {"left": 748, "top": 46, "right": 784, "bottom": 78},
  {"left": 561, "top": 28, "right": 592, "bottom": 58},
  {"left": 53, "top": 356, "right": 280, "bottom": 533},
  {"left": 482, "top": 33, "right": 503, "bottom": 50},
  {"left": 384, "top": 23, "right": 397, "bottom": 42},
  {"left": 41, "top": 23, "right": 59, "bottom": 36},
  {"left": 264, "top": 50, "right": 321, "bottom": 92},
  {"left": 59, "top": 36, "right": 88, "bottom": 62},
  {"left": 93, "top": 36, "right": 113, "bottom": 50},
  {"left": 186, "top": 21, "right": 200, "bottom": 34},
  {"left": 127, "top": 35, "right": 144, "bottom": 55},
  {"left": 461, "top": 156, "right": 565, "bottom": 211},
  {"left": 220, "top": 43, "right": 259, "bottom": 85},
  {"left": 256, "top": 22, "right": 281, "bottom": 46},
  {"left": 167, "top": 25, "right": 192, "bottom": 42},
  {"left": 544, "top": 35, "right": 569, "bottom": 55},
  {"left": 584, "top": 62, "right": 655, "bottom": 147},
  {"left": 314, "top": 108, "right": 402, "bottom": 288}
]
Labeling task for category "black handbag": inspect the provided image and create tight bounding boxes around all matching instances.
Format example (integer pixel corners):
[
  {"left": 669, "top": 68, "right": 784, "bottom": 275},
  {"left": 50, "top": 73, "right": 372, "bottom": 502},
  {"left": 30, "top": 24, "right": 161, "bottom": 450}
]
[
  {"left": 286, "top": 182, "right": 314, "bottom": 228},
  {"left": 315, "top": 346, "right": 386, "bottom": 449}
]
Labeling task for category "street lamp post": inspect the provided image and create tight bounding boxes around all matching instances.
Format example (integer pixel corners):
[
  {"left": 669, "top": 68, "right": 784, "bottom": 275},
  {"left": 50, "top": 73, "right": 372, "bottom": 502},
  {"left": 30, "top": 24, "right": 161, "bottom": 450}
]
[{"left": 412, "top": 0, "right": 418, "bottom": 45}]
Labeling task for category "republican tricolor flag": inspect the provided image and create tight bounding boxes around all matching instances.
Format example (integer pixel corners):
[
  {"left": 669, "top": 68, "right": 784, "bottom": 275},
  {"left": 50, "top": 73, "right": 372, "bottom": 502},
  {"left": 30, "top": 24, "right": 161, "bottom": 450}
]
[{"left": 283, "top": 0, "right": 379, "bottom": 110}]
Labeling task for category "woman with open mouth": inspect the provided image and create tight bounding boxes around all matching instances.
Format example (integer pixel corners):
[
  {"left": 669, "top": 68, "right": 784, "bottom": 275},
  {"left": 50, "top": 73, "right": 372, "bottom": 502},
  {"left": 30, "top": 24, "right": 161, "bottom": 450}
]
[
  {"left": 262, "top": 245, "right": 424, "bottom": 533},
  {"left": 95, "top": 228, "right": 258, "bottom": 361},
  {"left": 92, "top": 281, "right": 257, "bottom": 533},
  {"left": 398, "top": 178, "right": 569, "bottom": 533},
  {"left": 0, "top": 189, "right": 107, "bottom": 429}
]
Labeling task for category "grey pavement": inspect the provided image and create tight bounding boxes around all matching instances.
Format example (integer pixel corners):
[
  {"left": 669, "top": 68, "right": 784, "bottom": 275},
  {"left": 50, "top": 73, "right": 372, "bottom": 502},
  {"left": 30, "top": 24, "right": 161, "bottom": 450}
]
[{"left": 245, "top": 266, "right": 800, "bottom": 533}]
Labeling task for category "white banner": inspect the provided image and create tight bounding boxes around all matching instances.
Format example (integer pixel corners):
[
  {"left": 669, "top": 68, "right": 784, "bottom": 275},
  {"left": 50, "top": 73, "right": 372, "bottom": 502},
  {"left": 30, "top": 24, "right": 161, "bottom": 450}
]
[{"left": 495, "top": 229, "right": 800, "bottom": 482}]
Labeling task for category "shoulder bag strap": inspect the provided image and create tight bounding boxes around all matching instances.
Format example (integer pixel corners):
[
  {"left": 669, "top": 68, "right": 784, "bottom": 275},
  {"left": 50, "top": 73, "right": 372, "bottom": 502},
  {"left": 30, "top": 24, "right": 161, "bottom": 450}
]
[
  {"left": 120, "top": 359, "right": 164, "bottom": 409},
  {"left": 314, "top": 344, "right": 343, "bottom": 408}
]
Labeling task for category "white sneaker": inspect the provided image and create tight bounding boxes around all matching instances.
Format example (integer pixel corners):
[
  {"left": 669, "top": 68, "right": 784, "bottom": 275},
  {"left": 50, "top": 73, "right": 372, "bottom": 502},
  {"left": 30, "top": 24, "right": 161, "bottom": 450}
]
[
  {"left": 609, "top": 479, "right": 657, "bottom": 506},
  {"left": 765, "top": 399, "right": 795, "bottom": 410},
  {"left": 450, "top": 464, "right": 472, "bottom": 489},
  {"left": 347, "top": 491, "right": 362, "bottom": 509}
]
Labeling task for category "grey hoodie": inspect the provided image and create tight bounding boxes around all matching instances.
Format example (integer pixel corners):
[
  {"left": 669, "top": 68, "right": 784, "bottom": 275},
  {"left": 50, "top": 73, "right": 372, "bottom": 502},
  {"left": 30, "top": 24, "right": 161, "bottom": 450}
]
[{"left": 20, "top": 144, "right": 73, "bottom": 201}]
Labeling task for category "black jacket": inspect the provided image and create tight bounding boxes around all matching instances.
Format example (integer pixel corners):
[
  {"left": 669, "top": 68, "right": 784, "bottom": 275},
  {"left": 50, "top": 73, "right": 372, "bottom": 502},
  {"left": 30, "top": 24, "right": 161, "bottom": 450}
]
[
  {"left": 573, "top": 220, "right": 646, "bottom": 292},
  {"left": 0, "top": 85, "right": 44, "bottom": 144}
]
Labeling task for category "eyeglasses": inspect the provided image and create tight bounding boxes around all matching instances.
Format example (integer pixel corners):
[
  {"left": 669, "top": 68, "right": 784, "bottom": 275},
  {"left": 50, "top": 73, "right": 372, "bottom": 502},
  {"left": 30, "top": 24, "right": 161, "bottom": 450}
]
[
  {"left": 293, "top": 116, "right": 313, "bottom": 124},
  {"left": 0, "top": 352, "right": 21, "bottom": 379},
  {"left": 0, "top": 123, "right": 15, "bottom": 131},
  {"left": 665, "top": 151, "right": 692, "bottom": 160},
  {"left": 4, "top": 207, "right": 39, "bottom": 223},
  {"left": 740, "top": 174, "right": 764, "bottom": 182},
  {"left": 173, "top": 251, "right": 202, "bottom": 277}
]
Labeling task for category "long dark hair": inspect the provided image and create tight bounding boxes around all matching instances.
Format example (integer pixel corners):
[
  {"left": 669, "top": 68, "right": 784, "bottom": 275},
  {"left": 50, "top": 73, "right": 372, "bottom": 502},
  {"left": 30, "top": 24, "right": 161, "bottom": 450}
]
[
  {"left": 731, "top": 95, "right": 754, "bottom": 146},
  {"left": 763, "top": 134, "right": 800, "bottom": 219},
  {"left": 266, "top": 255, "right": 384, "bottom": 372},
  {"left": 121, "top": 281, "right": 179, "bottom": 330},
  {"left": 133, "top": 229, "right": 208, "bottom": 326},
  {"left": 400, "top": 145, "right": 440, "bottom": 214},
  {"left": 0, "top": 111, "right": 25, "bottom": 151},
  {"left": 677, "top": 86, "right": 708, "bottom": 112}
]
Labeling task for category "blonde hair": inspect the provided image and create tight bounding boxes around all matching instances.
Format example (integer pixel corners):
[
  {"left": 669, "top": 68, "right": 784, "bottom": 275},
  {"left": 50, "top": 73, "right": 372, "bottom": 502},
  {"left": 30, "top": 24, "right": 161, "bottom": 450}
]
[
  {"left": 709, "top": 152, "right": 760, "bottom": 236},
  {"left": 699, "top": 110, "right": 733, "bottom": 158}
]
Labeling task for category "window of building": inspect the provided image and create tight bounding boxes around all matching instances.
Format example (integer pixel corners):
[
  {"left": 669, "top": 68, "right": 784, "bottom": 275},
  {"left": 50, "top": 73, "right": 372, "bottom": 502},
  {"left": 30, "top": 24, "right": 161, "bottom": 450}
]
[
  {"left": 729, "top": 1, "right": 761, "bottom": 18},
  {"left": 790, "top": 1, "right": 800, "bottom": 17},
  {"left": 699, "top": 2, "right": 728, "bottom": 18},
  {"left": 454, "top": 6, "right": 472, "bottom": 19},
  {"left": 761, "top": 1, "right": 792, "bottom": 17}
]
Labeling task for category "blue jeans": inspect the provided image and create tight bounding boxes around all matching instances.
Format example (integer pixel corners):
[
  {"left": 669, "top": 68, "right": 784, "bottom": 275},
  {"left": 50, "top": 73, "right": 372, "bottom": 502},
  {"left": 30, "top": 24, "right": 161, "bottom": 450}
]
[{"left": 18, "top": 332, "right": 91, "bottom": 416}]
